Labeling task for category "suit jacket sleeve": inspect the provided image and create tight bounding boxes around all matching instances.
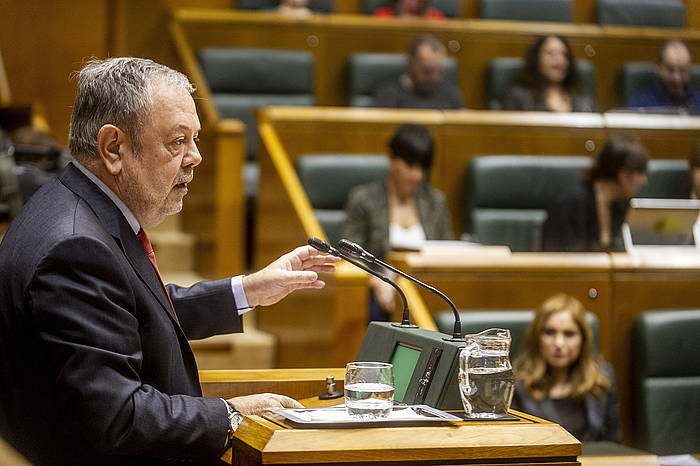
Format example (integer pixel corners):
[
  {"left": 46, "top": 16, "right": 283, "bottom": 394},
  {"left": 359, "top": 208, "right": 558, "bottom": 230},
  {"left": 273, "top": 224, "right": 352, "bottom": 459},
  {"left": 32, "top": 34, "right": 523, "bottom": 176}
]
[
  {"left": 167, "top": 278, "right": 242, "bottom": 341},
  {"left": 432, "top": 188, "right": 454, "bottom": 240},
  {"left": 28, "top": 235, "right": 228, "bottom": 459},
  {"left": 342, "top": 186, "right": 373, "bottom": 248}
]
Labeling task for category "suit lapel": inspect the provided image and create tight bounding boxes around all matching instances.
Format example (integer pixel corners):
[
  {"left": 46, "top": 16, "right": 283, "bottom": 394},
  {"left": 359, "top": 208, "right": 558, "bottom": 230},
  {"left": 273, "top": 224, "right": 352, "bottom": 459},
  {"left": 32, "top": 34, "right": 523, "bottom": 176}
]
[{"left": 59, "top": 164, "right": 182, "bottom": 330}]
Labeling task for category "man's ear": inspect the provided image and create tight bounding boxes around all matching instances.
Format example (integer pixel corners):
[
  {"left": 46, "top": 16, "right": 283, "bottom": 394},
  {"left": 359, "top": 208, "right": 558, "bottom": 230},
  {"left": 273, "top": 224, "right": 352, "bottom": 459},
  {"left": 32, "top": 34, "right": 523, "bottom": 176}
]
[{"left": 97, "top": 124, "right": 126, "bottom": 175}]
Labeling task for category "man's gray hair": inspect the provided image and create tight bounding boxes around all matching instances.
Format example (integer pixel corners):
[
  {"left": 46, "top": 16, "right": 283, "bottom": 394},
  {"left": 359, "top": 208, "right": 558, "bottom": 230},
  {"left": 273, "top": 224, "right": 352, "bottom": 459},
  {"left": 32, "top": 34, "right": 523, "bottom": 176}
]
[{"left": 68, "top": 57, "right": 195, "bottom": 161}]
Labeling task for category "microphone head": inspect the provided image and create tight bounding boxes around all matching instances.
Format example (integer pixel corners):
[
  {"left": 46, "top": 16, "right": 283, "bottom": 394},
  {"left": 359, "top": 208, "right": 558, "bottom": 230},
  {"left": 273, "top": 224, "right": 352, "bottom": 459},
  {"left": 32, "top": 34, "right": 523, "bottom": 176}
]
[
  {"left": 337, "top": 239, "right": 363, "bottom": 257},
  {"left": 308, "top": 236, "right": 331, "bottom": 253}
]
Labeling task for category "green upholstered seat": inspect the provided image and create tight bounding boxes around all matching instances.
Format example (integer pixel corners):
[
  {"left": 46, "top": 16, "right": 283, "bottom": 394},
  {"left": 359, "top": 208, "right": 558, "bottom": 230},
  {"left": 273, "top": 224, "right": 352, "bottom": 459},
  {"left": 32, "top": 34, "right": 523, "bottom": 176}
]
[
  {"left": 346, "top": 53, "right": 459, "bottom": 107},
  {"left": 199, "top": 47, "right": 315, "bottom": 162},
  {"left": 464, "top": 155, "right": 591, "bottom": 251},
  {"left": 486, "top": 57, "right": 596, "bottom": 110},
  {"left": 199, "top": 47, "right": 315, "bottom": 235},
  {"left": 434, "top": 310, "right": 599, "bottom": 358},
  {"left": 479, "top": 0, "right": 572, "bottom": 22},
  {"left": 597, "top": 0, "right": 685, "bottom": 28},
  {"left": 237, "top": 0, "right": 335, "bottom": 13},
  {"left": 296, "top": 154, "right": 388, "bottom": 245},
  {"left": 637, "top": 159, "right": 691, "bottom": 199},
  {"left": 620, "top": 62, "right": 700, "bottom": 107},
  {"left": 363, "top": 0, "right": 460, "bottom": 17},
  {"left": 633, "top": 309, "right": 700, "bottom": 454}
]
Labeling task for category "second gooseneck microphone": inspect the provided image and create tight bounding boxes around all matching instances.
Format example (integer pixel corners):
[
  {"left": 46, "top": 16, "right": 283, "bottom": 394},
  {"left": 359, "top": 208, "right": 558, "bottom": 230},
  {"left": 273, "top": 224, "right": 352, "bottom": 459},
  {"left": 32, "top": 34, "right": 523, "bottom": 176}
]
[
  {"left": 308, "top": 237, "right": 415, "bottom": 328},
  {"left": 338, "top": 239, "right": 464, "bottom": 342}
]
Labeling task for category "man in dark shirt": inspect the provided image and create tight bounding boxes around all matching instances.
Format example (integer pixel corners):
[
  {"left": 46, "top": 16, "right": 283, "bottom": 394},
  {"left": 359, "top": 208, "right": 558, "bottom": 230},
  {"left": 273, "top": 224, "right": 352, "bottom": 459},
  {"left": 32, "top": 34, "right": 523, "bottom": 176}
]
[
  {"left": 374, "top": 33, "right": 463, "bottom": 110},
  {"left": 628, "top": 39, "right": 700, "bottom": 114}
]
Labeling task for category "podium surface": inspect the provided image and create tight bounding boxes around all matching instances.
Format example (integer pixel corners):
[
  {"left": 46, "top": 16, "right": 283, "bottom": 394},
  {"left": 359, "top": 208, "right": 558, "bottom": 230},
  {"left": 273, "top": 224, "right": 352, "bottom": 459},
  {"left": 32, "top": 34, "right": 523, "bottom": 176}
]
[{"left": 229, "top": 409, "right": 580, "bottom": 465}]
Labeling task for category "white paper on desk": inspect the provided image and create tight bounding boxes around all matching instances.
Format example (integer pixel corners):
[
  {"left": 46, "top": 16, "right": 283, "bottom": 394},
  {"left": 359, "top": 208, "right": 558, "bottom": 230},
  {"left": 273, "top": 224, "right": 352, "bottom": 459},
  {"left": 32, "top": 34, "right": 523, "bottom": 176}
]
[
  {"left": 293, "top": 407, "right": 429, "bottom": 423},
  {"left": 658, "top": 455, "right": 700, "bottom": 466}
]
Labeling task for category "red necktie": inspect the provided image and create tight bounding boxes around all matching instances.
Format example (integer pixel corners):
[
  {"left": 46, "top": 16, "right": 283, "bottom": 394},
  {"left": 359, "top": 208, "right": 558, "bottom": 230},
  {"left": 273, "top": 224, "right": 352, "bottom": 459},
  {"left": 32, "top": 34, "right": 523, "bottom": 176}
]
[{"left": 137, "top": 229, "right": 179, "bottom": 323}]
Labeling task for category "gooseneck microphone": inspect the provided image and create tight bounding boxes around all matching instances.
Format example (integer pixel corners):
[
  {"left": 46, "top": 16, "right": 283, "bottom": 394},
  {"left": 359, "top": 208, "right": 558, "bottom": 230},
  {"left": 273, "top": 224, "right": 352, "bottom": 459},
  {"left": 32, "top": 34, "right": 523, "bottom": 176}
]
[
  {"left": 307, "top": 237, "right": 415, "bottom": 328},
  {"left": 338, "top": 239, "right": 464, "bottom": 342}
]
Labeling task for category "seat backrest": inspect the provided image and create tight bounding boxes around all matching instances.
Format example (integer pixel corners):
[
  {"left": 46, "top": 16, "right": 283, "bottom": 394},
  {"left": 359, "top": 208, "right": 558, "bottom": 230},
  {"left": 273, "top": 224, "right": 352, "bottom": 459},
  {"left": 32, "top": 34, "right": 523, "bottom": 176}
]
[
  {"left": 464, "top": 155, "right": 591, "bottom": 251},
  {"left": 296, "top": 154, "right": 388, "bottom": 244},
  {"left": 363, "top": 0, "right": 460, "bottom": 17},
  {"left": 346, "top": 53, "right": 459, "bottom": 107},
  {"left": 487, "top": 57, "right": 596, "bottom": 110},
  {"left": 597, "top": 0, "right": 685, "bottom": 28},
  {"left": 434, "top": 310, "right": 600, "bottom": 359},
  {"left": 198, "top": 47, "right": 315, "bottom": 161},
  {"left": 480, "top": 0, "right": 572, "bottom": 22},
  {"left": 637, "top": 159, "right": 691, "bottom": 199},
  {"left": 620, "top": 62, "right": 700, "bottom": 107},
  {"left": 633, "top": 309, "right": 700, "bottom": 454},
  {"left": 237, "top": 0, "right": 335, "bottom": 13}
]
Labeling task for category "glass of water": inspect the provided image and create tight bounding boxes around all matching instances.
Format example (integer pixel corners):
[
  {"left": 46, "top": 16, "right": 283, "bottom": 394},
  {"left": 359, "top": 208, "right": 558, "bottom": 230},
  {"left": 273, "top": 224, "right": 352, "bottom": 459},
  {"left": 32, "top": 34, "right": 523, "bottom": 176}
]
[{"left": 344, "top": 362, "right": 394, "bottom": 419}]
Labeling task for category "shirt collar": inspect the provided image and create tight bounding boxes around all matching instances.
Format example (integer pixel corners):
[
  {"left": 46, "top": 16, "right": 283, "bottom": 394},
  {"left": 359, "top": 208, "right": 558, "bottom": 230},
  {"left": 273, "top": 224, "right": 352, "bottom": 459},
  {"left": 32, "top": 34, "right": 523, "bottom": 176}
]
[{"left": 71, "top": 160, "right": 141, "bottom": 235}]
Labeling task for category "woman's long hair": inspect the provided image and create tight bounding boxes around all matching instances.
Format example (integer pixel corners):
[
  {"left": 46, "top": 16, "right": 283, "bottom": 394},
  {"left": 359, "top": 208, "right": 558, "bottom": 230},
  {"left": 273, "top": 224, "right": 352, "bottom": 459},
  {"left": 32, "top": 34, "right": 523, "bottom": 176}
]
[
  {"left": 514, "top": 34, "right": 581, "bottom": 96},
  {"left": 513, "top": 294, "right": 611, "bottom": 400},
  {"left": 584, "top": 135, "right": 649, "bottom": 183}
]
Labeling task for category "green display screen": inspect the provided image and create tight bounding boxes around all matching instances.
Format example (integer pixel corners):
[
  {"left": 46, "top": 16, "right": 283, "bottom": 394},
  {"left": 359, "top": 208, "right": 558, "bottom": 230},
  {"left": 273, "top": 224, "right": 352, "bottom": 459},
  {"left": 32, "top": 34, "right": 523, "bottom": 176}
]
[{"left": 390, "top": 342, "right": 422, "bottom": 403}]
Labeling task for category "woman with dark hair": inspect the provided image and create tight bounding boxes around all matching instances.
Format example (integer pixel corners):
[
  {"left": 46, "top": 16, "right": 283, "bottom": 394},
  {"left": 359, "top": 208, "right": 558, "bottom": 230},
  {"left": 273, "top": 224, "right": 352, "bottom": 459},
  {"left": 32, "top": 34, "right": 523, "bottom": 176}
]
[
  {"left": 343, "top": 123, "right": 452, "bottom": 320},
  {"left": 373, "top": 0, "right": 445, "bottom": 19},
  {"left": 542, "top": 136, "right": 649, "bottom": 251},
  {"left": 504, "top": 35, "right": 595, "bottom": 112},
  {"left": 512, "top": 294, "right": 621, "bottom": 442}
]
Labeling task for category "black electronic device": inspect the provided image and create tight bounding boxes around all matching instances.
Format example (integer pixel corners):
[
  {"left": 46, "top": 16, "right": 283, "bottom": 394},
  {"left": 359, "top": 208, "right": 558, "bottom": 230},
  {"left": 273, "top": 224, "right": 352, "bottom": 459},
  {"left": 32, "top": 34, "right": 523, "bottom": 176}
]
[{"left": 355, "top": 322, "right": 465, "bottom": 410}]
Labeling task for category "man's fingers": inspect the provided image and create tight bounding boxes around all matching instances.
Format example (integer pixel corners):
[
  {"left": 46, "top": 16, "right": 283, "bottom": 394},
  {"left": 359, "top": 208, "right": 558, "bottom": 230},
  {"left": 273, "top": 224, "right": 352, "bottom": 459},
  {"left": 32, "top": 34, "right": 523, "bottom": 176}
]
[
  {"left": 305, "top": 264, "right": 337, "bottom": 273},
  {"left": 276, "top": 395, "right": 304, "bottom": 409}
]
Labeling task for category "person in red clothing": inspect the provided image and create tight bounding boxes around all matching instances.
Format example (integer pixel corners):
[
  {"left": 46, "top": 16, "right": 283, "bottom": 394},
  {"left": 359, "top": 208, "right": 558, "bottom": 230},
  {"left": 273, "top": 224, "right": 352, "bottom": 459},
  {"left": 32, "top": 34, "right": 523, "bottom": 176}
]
[{"left": 373, "top": 0, "right": 445, "bottom": 19}]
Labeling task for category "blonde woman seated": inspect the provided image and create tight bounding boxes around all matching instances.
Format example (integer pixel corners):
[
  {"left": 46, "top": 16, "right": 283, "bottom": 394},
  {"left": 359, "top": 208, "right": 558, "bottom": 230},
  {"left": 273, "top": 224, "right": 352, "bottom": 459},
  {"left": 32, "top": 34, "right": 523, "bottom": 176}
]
[
  {"left": 512, "top": 294, "right": 622, "bottom": 442},
  {"left": 342, "top": 124, "right": 452, "bottom": 321}
]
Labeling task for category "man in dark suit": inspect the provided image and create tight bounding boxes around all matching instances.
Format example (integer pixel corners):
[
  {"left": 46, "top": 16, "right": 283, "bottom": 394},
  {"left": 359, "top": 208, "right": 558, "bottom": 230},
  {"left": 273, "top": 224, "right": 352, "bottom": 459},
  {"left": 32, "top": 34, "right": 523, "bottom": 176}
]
[
  {"left": 0, "top": 57, "right": 338, "bottom": 465},
  {"left": 627, "top": 39, "right": 700, "bottom": 115},
  {"left": 373, "top": 34, "right": 463, "bottom": 110}
]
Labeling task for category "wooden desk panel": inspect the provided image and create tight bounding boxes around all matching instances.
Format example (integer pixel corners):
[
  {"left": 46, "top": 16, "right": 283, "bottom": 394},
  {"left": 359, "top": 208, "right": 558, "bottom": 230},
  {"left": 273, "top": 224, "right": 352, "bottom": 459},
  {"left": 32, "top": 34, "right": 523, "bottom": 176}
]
[
  {"left": 231, "top": 410, "right": 580, "bottom": 465},
  {"left": 200, "top": 368, "right": 346, "bottom": 400},
  {"left": 604, "top": 112, "right": 700, "bottom": 158},
  {"left": 391, "top": 252, "right": 613, "bottom": 358}
]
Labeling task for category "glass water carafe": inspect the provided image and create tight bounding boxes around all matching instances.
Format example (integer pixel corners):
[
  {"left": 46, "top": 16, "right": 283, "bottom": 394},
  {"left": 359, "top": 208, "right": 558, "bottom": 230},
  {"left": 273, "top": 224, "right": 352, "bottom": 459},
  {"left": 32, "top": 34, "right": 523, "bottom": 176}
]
[{"left": 458, "top": 328, "right": 515, "bottom": 418}]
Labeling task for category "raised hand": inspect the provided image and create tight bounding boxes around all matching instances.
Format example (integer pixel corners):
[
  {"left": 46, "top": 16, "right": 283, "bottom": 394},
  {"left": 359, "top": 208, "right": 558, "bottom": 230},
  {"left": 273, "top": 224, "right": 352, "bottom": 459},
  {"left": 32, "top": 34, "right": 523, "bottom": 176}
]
[{"left": 242, "top": 245, "right": 340, "bottom": 307}]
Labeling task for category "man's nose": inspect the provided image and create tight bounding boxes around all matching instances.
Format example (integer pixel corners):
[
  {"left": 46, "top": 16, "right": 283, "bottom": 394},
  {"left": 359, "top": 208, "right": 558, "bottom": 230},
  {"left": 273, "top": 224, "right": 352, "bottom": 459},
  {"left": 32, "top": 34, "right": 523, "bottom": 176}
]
[{"left": 185, "top": 142, "right": 202, "bottom": 167}]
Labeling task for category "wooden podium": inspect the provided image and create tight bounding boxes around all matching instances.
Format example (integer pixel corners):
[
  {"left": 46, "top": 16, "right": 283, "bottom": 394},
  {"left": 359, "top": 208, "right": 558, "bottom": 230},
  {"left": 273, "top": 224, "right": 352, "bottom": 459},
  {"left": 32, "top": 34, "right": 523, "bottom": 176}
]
[
  {"left": 203, "top": 365, "right": 579, "bottom": 465},
  {"left": 228, "top": 409, "right": 580, "bottom": 465}
]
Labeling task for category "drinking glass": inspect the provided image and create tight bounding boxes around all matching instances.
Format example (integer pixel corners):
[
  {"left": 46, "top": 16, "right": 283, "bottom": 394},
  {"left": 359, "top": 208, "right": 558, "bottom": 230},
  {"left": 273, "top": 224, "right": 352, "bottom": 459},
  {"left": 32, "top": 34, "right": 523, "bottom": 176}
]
[{"left": 344, "top": 362, "right": 394, "bottom": 418}]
